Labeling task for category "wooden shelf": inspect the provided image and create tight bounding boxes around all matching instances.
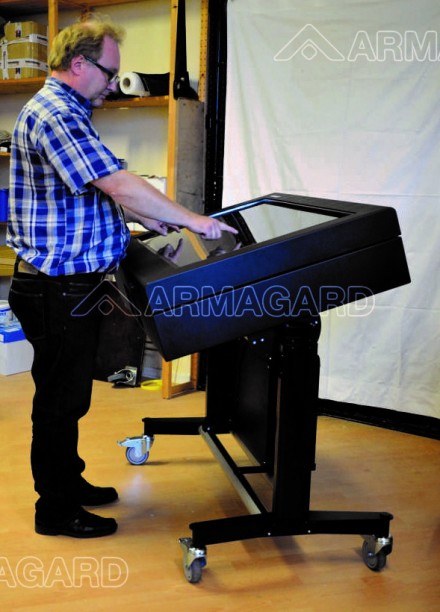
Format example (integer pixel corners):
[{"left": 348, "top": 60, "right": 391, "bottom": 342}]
[
  {"left": 0, "top": 0, "right": 48, "bottom": 14},
  {"left": 0, "top": 152, "right": 11, "bottom": 157},
  {"left": 101, "top": 95, "right": 169, "bottom": 109},
  {"left": 0, "top": 74, "right": 169, "bottom": 107},
  {"left": 0, "top": 77, "right": 46, "bottom": 95},
  {"left": 0, "top": 0, "right": 145, "bottom": 16}
]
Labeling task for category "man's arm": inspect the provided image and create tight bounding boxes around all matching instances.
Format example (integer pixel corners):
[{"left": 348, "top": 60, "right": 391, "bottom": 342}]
[
  {"left": 92, "top": 170, "right": 237, "bottom": 239},
  {"left": 122, "top": 208, "right": 179, "bottom": 236}
]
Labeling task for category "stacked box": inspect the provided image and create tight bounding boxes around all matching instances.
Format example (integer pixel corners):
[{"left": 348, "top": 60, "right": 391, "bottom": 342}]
[
  {"left": 2, "top": 21, "right": 48, "bottom": 79},
  {"left": 4, "top": 21, "right": 47, "bottom": 39},
  {"left": 0, "top": 323, "right": 34, "bottom": 376}
]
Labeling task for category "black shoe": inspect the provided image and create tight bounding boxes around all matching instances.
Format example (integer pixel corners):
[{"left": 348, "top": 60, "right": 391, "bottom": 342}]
[
  {"left": 79, "top": 485, "right": 119, "bottom": 507},
  {"left": 35, "top": 508, "right": 118, "bottom": 538}
]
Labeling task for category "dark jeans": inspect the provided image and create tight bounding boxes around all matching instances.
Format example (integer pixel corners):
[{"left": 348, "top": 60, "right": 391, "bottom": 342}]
[{"left": 9, "top": 269, "right": 104, "bottom": 522}]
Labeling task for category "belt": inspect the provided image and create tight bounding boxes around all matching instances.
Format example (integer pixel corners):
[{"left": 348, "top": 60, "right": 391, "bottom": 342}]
[{"left": 15, "top": 258, "right": 116, "bottom": 283}]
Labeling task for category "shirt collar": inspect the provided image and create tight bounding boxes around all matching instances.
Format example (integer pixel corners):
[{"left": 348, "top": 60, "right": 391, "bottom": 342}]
[{"left": 45, "top": 76, "right": 94, "bottom": 117}]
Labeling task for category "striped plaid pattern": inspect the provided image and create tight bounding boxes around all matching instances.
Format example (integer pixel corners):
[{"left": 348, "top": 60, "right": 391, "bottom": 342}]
[{"left": 7, "top": 77, "right": 130, "bottom": 275}]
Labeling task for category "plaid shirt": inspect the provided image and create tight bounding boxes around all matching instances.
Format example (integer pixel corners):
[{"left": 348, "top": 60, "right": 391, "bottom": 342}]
[{"left": 7, "top": 77, "right": 130, "bottom": 275}]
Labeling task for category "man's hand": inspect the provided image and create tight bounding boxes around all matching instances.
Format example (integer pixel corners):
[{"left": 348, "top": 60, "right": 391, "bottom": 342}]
[
  {"left": 126, "top": 214, "right": 181, "bottom": 236},
  {"left": 188, "top": 216, "right": 238, "bottom": 240}
]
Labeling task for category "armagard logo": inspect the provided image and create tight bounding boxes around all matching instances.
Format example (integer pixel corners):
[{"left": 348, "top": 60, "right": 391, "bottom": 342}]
[
  {"left": 70, "top": 280, "right": 142, "bottom": 317},
  {"left": 274, "top": 24, "right": 440, "bottom": 62},
  {"left": 70, "top": 281, "right": 375, "bottom": 321},
  {"left": 274, "top": 24, "right": 345, "bottom": 61}
]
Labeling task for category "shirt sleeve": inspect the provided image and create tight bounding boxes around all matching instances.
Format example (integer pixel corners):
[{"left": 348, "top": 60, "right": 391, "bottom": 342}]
[{"left": 35, "top": 112, "right": 121, "bottom": 195}]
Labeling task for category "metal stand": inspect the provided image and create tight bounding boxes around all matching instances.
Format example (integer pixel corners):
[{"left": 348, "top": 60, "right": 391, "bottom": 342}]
[{"left": 121, "top": 316, "right": 393, "bottom": 582}]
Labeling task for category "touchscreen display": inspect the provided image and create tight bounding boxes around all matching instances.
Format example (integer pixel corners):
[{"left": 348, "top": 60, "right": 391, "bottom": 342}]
[{"left": 139, "top": 201, "right": 338, "bottom": 268}]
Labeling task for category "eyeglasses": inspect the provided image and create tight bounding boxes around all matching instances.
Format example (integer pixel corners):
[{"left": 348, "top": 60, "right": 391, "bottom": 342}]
[{"left": 84, "top": 55, "right": 119, "bottom": 85}]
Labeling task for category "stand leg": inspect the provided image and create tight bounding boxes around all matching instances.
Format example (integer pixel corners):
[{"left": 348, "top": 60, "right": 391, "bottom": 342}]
[{"left": 272, "top": 316, "right": 321, "bottom": 518}]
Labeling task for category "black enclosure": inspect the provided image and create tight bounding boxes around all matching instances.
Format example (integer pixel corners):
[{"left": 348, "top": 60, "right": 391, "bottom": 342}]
[{"left": 122, "top": 192, "right": 410, "bottom": 361}]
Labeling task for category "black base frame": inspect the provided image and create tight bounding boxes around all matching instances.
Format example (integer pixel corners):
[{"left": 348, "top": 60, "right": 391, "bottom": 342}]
[{"left": 142, "top": 316, "right": 393, "bottom": 552}]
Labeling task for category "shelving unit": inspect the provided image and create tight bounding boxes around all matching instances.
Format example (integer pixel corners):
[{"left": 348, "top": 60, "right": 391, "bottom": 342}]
[
  {"left": 0, "top": 0, "right": 206, "bottom": 210},
  {"left": 0, "top": 78, "right": 170, "bottom": 103}
]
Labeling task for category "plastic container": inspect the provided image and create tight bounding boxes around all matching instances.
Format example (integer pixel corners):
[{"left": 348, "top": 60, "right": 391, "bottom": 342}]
[{"left": 0, "top": 300, "right": 13, "bottom": 326}]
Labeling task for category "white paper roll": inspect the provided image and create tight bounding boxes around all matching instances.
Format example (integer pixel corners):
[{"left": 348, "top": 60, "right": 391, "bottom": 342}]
[{"left": 119, "top": 72, "right": 150, "bottom": 97}]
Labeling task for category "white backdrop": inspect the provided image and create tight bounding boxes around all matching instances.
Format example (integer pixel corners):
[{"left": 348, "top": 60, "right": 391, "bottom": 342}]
[{"left": 223, "top": 0, "right": 440, "bottom": 419}]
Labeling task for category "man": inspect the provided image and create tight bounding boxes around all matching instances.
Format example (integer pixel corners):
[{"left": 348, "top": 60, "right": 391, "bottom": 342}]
[{"left": 7, "top": 17, "right": 236, "bottom": 539}]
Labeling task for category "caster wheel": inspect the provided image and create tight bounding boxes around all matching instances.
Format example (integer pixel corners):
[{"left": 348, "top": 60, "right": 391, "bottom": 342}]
[
  {"left": 183, "top": 558, "right": 205, "bottom": 584},
  {"left": 126, "top": 446, "right": 149, "bottom": 465},
  {"left": 362, "top": 540, "right": 387, "bottom": 571}
]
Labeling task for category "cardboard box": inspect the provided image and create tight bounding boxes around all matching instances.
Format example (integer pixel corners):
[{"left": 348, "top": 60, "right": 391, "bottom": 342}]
[
  {"left": 7, "top": 37, "right": 48, "bottom": 62},
  {"left": 4, "top": 21, "right": 47, "bottom": 41},
  {"left": 4, "top": 38, "right": 48, "bottom": 79},
  {"left": 0, "top": 246, "right": 15, "bottom": 276},
  {"left": 5, "top": 58, "right": 48, "bottom": 79},
  {"left": 2, "top": 22, "right": 48, "bottom": 79},
  {"left": 0, "top": 324, "right": 34, "bottom": 376}
]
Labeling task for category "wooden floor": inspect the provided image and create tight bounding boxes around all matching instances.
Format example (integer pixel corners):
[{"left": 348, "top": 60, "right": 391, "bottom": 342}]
[{"left": 1, "top": 372, "right": 439, "bottom": 611}]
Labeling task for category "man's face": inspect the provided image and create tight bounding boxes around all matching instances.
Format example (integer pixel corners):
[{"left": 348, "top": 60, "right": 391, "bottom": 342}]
[{"left": 84, "top": 35, "right": 120, "bottom": 107}]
